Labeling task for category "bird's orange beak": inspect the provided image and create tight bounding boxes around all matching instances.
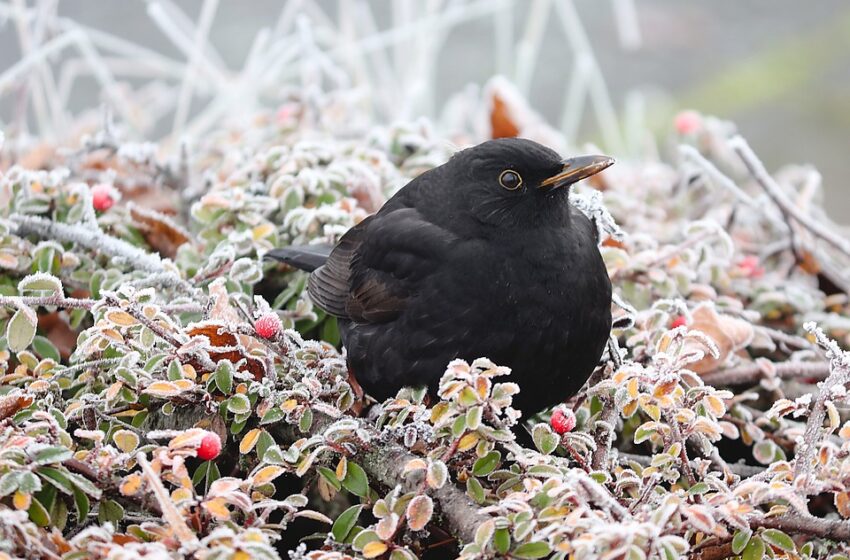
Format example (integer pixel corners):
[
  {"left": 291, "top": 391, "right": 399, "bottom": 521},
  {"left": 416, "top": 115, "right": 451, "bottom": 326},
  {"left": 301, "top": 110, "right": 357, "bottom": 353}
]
[{"left": 539, "top": 154, "right": 615, "bottom": 189}]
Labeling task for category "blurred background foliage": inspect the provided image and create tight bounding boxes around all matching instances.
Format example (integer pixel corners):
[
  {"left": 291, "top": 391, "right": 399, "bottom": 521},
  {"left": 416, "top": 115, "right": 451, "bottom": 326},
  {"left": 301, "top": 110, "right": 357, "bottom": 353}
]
[{"left": 2, "top": 0, "right": 848, "bottom": 215}]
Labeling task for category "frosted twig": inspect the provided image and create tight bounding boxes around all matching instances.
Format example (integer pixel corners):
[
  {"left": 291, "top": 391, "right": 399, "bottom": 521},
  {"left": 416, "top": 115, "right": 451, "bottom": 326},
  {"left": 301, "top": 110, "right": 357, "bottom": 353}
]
[
  {"left": 793, "top": 323, "right": 850, "bottom": 493},
  {"left": 701, "top": 360, "right": 830, "bottom": 387},
  {"left": 730, "top": 136, "right": 850, "bottom": 260},
  {"left": 136, "top": 452, "right": 199, "bottom": 548},
  {"left": 678, "top": 145, "right": 758, "bottom": 208},
  {"left": 0, "top": 293, "right": 96, "bottom": 309},
  {"left": 9, "top": 214, "right": 191, "bottom": 293}
]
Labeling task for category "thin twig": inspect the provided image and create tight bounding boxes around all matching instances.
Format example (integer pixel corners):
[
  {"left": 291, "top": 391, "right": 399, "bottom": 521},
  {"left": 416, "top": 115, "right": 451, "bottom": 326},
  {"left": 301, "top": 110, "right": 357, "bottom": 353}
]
[
  {"left": 701, "top": 361, "right": 830, "bottom": 387},
  {"left": 730, "top": 136, "right": 850, "bottom": 260}
]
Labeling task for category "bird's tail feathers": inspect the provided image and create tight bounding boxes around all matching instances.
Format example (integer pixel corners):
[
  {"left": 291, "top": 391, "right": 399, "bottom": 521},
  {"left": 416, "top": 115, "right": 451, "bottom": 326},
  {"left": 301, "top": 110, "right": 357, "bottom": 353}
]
[{"left": 264, "top": 245, "right": 332, "bottom": 272}]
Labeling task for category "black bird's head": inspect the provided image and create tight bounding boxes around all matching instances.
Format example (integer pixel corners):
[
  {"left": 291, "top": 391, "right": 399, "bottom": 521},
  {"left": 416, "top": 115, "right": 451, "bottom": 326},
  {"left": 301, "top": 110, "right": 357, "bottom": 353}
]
[{"left": 433, "top": 137, "right": 614, "bottom": 230}]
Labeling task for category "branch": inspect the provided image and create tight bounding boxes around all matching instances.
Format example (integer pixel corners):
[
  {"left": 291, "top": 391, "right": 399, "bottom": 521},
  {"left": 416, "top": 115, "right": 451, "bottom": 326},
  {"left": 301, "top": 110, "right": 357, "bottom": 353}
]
[
  {"left": 700, "top": 361, "right": 830, "bottom": 387},
  {"left": 9, "top": 213, "right": 194, "bottom": 293},
  {"left": 753, "top": 513, "right": 850, "bottom": 542},
  {"left": 730, "top": 136, "right": 850, "bottom": 260},
  {"left": 0, "top": 293, "right": 95, "bottom": 309}
]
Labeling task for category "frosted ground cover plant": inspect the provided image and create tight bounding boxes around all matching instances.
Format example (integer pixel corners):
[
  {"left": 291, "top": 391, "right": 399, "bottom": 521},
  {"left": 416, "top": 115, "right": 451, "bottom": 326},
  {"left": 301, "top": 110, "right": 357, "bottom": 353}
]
[
  {"left": 3, "top": 2, "right": 850, "bottom": 559},
  {"left": 0, "top": 86, "right": 849, "bottom": 559}
]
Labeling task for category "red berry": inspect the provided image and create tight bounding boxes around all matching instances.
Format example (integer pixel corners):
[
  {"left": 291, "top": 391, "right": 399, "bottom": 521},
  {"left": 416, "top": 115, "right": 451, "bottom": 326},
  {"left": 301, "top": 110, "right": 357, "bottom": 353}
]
[
  {"left": 674, "top": 110, "right": 702, "bottom": 135},
  {"left": 91, "top": 184, "right": 114, "bottom": 211},
  {"left": 550, "top": 407, "right": 576, "bottom": 435},
  {"left": 254, "top": 313, "right": 281, "bottom": 339},
  {"left": 738, "top": 255, "right": 765, "bottom": 279},
  {"left": 197, "top": 431, "right": 221, "bottom": 461},
  {"left": 670, "top": 315, "right": 687, "bottom": 329}
]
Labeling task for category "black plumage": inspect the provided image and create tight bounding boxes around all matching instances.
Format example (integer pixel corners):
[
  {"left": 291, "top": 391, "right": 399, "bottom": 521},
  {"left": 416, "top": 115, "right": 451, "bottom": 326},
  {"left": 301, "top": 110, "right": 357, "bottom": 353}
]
[{"left": 267, "top": 137, "right": 614, "bottom": 416}]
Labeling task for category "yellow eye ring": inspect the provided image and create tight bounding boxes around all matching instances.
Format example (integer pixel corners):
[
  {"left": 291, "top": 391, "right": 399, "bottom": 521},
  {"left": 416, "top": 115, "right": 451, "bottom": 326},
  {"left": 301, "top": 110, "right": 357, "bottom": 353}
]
[{"left": 499, "top": 169, "right": 523, "bottom": 190}]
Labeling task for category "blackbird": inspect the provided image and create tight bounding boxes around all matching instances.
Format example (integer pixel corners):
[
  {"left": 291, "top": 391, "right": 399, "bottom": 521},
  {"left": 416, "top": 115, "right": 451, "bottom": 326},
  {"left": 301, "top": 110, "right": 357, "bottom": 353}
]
[{"left": 267, "top": 138, "right": 614, "bottom": 417}]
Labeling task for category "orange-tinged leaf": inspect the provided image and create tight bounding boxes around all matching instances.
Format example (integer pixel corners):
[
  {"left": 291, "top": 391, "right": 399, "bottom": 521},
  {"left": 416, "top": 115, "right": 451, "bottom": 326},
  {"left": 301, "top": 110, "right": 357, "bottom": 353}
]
[
  {"left": 704, "top": 395, "right": 726, "bottom": 417},
  {"left": 622, "top": 399, "right": 638, "bottom": 417},
  {"left": 182, "top": 364, "right": 197, "bottom": 380},
  {"left": 105, "top": 381, "right": 123, "bottom": 401},
  {"left": 203, "top": 497, "right": 231, "bottom": 520},
  {"left": 836, "top": 491, "right": 850, "bottom": 518},
  {"left": 171, "top": 487, "right": 192, "bottom": 503},
  {"left": 240, "top": 429, "right": 262, "bottom": 455},
  {"left": 490, "top": 93, "right": 520, "bottom": 139},
  {"left": 113, "top": 430, "right": 140, "bottom": 453},
  {"left": 252, "top": 465, "right": 286, "bottom": 486},
  {"left": 627, "top": 378, "right": 639, "bottom": 398},
  {"left": 120, "top": 474, "right": 143, "bottom": 496},
  {"left": 143, "top": 381, "right": 183, "bottom": 397},
  {"left": 13, "top": 490, "right": 31, "bottom": 510},
  {"left": 101, "top": 329, "right": 124, "bottom": 343},
  {"left": 281, "top": 399, "right": 298, "bottom": 412},
  {"left": 252, "top": 223, "right": 275, "bottom": 240},
  {"left": 406, "top": 495, "right": 434, "bottom": 531},
  {"left": 168, "top": 429, "right": 206, "bottom": 450},
  {"left": 173, "top": 379, "right": 195, "bottom": 391},
  {"left": 336, "top": 457, "right": 348, "bottom": 481},
  {"left": 458, "top": 432, "right": 480, "bottom": 452},
  {"left": 105, "top": 310, "right": 138, "bottom": 327},
  {"left": 362, "top": 541, "right": 388, "bottom": 558}
]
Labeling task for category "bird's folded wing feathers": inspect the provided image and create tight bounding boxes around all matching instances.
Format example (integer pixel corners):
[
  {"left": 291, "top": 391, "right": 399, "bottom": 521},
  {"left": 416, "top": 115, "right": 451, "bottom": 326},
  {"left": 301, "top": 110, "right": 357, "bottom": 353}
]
[{"left": 308, "top": 207, "right": 456, "bottom": 323}]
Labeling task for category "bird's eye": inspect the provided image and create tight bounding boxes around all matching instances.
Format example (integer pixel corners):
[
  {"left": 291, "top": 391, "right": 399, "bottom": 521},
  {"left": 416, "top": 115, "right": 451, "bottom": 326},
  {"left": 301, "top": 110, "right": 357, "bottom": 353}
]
[{"left": 499, "top": 169, "right": 523, "bottom": 190}]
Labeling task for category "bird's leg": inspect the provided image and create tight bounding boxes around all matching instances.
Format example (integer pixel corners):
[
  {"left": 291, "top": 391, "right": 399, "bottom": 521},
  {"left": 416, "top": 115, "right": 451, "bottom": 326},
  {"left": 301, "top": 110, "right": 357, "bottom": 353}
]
[{"left": 346, "top": 365, "right": 366, "bottom": 417}]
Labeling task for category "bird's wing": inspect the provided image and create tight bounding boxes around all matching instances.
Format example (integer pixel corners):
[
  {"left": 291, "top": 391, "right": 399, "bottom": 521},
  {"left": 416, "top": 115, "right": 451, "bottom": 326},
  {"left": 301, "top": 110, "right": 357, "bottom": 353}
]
[
  {"left": 308, "top": 207, "right": 455, "bottom": 323},
  {"left": 307, "top": 217, "right": 372, "bottom": 318}
]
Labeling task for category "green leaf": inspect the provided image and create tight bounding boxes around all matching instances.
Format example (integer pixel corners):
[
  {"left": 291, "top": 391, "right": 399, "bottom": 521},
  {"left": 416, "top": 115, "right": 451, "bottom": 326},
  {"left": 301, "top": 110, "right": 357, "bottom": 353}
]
[
  {"left": 7, "top": 306, "right": 37, "bottom": 353},
  {"left": 215, "top": 361, "right": 233, "bottom": 394},
  {"left": 50, "top": 494, "right": 68, "bottom": 531},
  {"left": 32, "top": 336, "right": 60, "bottom": 363},
  {"left": 72, "top": 485, "right": 90, "bottom": 520},
  {"left": 226, "top": 394, "right": 251, "bottom": 415},
  {"left": 732, "top": 529, "right": 752, "bottom": 554},
  {"left": 256, "top": 429, "right": 275, "bottom": 459},
  {"left": 513, "top": 541, "right": 552, "bottom": 559},
  {"left": 65, "top": 471, "right": 102, "bottom": 499},
  {"left": 318, "top": 467, "right": 342, "bottom": 491},
  {"left": 263, "top": 445, "right": 285, "bottom": 465},
  {"left": 30, "top": 445, "right": 72, "bottom": 466},
  {"left": 466, "top": 477, "right": 485, "bottom": 504},
  {"left": 331, "top": 505, "right": 362, "bottom": 542},
  {"left": 18, "top": 273, "right": 62, "bottom": 294},
  {"left": 472, "top": 451, "right": 501, "bottom": 477},
  {"left": 260, "top": 407, "right": 284, "bottom": 425},
  {"left": 28, "top": 497, "right": 51, "bottom": 527},
  {"left": 97, "top": 499, "right": 124, "bottom": 525},
  {"left": 687, "top": 482, "right": 710, "bottom": 496},
  {"left": 494, "top": 527, "right": 511, "bottom": 555},
  {"left": 532, "top": 424, "right": 559, "bottom": 455},
  {"left": 451, "top": 415, "right": 467, "bottom": 437},
  {"left": 761, "top": 529, "right": 795, "bottom": 552},
  {"left": 634, "top": 423, "right": 656, "bottom": 444},
  {"left": 743, "top": 536, "right": 765, "bottom": 560},
  {"left": 17, "top": 471, "right": 41, "bottom": 493},
  {"left": 0, "top": 472, "right": 21, "bottom": 496},
  {"left": 352, "top": 529, "right": 380, "bottom": 551},
  {"left": 341, "top": 462, "right": 369, "bottom": 497},
  {"left": 299, "top": 408, "right": 313, "bottom": 433}
]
